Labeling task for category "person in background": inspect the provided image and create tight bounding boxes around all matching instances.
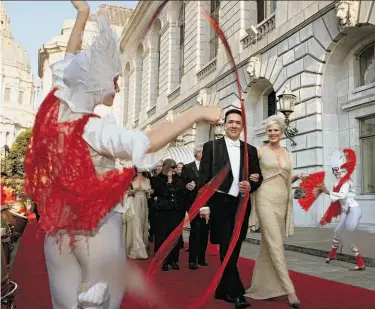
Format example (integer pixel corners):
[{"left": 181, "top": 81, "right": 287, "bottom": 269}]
[
  {"left": 176, "top": 162, "right": 184, "bottom": 176},
  {"left": 181, "top": 145, "right": 209, "bottom": 270},
  {"left": 152, "top": 159, "right": 185, "bottom": 271},
  {"left": 149, "top": 160, "right": 163, "bottom": 243}
]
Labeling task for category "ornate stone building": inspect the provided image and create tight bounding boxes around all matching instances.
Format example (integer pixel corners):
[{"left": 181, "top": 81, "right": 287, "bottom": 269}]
[
  {"left": 120, "top": 0, "right": 375, "bottom": 229},
  {"left": 38, "top": 4, "right": 133, "bottom": 124},
  {"left": 0, "top": 0, "right": 39, "bottom": 149}
]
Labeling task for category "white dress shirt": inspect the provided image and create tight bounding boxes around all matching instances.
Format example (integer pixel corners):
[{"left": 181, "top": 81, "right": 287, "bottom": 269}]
[
  {"left": 195, "top": 160, "right": 200, "bottom": 171},
  {"left": 224, "top": 136, "right": 241, "bottom": 197}
]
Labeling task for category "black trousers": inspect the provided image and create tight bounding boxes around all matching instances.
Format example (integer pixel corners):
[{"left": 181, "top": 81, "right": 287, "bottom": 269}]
[
  {"left": 213, "top": 194, "right": 245, "bottom": 298},
  {"left": 154, "top": 210, "right": 181, "bottom": 263},
  {"left": 188, "top": 215, "right": 209, "bottom": 263},
  {"left": 148, "top": 203, "right": 156, "bottom": 241}
]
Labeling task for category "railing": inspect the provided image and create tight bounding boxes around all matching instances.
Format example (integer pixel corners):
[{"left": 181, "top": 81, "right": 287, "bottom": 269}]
[
  {"left": 241, "top": 13, "right": 276, "bottom": 49},
  {"left": 167, "top": 85, "right": 181, "bottom": 102},
  {"left": 197, "top": 58, "right": 217, "bottom": 81}
]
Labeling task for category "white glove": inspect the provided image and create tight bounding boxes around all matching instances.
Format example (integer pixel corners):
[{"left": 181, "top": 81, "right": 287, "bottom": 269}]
[{"left": 77, "top": 282, "right": 109, "bottom": 309}]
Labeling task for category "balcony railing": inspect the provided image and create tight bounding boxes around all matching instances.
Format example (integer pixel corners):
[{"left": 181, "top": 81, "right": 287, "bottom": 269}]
[{"left": 241, "top": 13, "right": 275, "bottom": 49}]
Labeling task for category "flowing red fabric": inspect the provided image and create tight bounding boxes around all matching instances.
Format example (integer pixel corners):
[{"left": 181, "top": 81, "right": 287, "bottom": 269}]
[
  {"left": 23, "top": 89, "right": 135, "bottom": 241},
  {"left": 320, "top": 148, "right": 356, "bottom": 226},
  {"left": 146, "top": 4, "right": 250, "bottom": 309},
  {"left": 297, "top": 171, "right": 325, "bottom": 211}
]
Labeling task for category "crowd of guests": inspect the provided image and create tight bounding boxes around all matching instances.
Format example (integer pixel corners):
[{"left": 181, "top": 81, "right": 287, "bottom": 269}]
[{"left": 123, "top": 147, "right": 209, "bottom": 272}]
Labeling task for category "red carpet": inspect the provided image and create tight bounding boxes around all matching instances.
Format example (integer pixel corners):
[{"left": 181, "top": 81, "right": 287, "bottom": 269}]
[{"left": 11, "top": 223, "right": 375, "bottom": 309}]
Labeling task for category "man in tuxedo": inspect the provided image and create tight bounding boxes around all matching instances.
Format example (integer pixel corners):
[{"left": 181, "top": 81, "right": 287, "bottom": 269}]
[
  {"left": 181, "top": 145, "right": 209, "bottom": 270},
  {"left": 198, "top": 109, "right": 263, "bottom": 309}
]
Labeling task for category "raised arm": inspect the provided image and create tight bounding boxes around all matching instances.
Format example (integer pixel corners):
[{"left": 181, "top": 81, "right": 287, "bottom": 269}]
[
  {"left": 145, "top": 106, "right": 220, "bottom": 154},
  {"left": 66, "top": 1, "right": 90, "bottom": 55}
]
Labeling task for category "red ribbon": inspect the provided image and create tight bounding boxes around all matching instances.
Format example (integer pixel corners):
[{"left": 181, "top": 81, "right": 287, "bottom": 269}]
[{"left": 143, "top": 2, "right": 250, "bottom": 308}]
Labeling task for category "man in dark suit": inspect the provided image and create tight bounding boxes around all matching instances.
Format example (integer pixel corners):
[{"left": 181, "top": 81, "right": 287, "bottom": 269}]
[
  {"left": 181, "top": 145, "right": 209, "bottom": 270},
  {"left": 198, "top": 109, "right": 263, "bottom": 309}
]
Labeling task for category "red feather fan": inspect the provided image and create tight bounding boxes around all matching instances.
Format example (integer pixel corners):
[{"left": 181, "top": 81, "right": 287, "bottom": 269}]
[{"left": 297, "top": 171, "right": 325, "bottom": 211}]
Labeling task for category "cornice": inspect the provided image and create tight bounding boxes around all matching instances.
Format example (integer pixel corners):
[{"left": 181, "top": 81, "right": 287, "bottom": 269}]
[{"left": 120, "top": 1, "right": 164, "bottom": 52}]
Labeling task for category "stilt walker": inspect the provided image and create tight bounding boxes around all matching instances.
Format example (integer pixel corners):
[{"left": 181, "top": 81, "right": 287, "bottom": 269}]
[{"left": 316, "top": 149, "right": 365, "bottom": 271}]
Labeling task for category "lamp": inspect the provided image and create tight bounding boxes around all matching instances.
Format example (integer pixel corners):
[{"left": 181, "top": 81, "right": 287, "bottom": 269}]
[{"left": 278, "top": 88, "right": 298, "bottom": 147}]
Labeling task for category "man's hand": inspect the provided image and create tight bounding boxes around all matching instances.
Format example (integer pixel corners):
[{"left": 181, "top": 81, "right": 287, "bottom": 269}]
[
  {"left": 249, "top": 173, "right": 260, "bottom": 182},
  {"left": 200, "top": 207, "right": 210, "bottom": 224},
  {"left": 239, "top": 180, "right": 251, "bottom": 194},
  {"left": 200, "top": 106, "right": 222, "bottom": 125}
]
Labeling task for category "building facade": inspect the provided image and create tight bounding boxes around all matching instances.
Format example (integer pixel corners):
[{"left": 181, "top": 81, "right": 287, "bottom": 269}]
[
  {"left": 0, "top": 0, "right": 39, "bottom": 150},
  {"left": 120, "top": 0, "right": 375, "bottom": 229},
  {"left": 38, "top": 4, "right": 134, "bottom": 123}
]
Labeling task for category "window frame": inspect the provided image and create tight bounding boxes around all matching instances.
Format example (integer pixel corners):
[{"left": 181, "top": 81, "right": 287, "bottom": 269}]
[
  {"left": 358, "top": 43, "right": 375, "bottom": 87},
  {"left": 4, "top": 87, "right": 11, "bottom": 102},
  {"left": 178, "top": 3, "right": 185, "bottom": 84},
  {"left": 360, "top": 114, "right": 375, "bottom": 195},
  {"left": 257, "top": 0, "right": 277, "bottom": 24},
  {"left": 209, "top": 0, "right": 221, "bottom": 61},
  {"left": 18, "top": 90, "right": 24, "bottom": 105}
]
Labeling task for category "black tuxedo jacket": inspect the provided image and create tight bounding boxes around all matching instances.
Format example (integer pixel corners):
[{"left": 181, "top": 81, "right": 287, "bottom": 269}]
[
  {"left": 181, "top": 161, "right": 200, "bottom": 209},
  {"left": 197, "top": 137, "right": 263, "bottom": 243}
]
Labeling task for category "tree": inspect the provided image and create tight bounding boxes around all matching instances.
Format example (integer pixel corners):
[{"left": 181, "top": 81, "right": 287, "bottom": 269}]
[{"left": 4, "top": 129, "right": 32, "bottom": 178}]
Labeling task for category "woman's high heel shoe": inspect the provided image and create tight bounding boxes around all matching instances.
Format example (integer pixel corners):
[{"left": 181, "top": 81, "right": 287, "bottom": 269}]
[{"left": 289, "top": 301, "right": 300, "bottom": 308}]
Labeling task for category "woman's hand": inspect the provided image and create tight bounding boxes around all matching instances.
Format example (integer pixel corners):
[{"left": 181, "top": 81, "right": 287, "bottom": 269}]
[
  {"left": 71, "top": 0, "right": 89, "bottom": 12},
  {"left": 249, "top": 173, "right": 260, "bottom": 182},
  {"left": 299, "top": 173, "right": 309, "bottom": 181}
]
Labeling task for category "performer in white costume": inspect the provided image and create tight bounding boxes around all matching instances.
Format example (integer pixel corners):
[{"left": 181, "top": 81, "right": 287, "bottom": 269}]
[
  {"left": 24, "top": 2, "right": 222, "bottom": 309},
  {"left": 315, "top": 149, "right": 366, "bottom": 271}
]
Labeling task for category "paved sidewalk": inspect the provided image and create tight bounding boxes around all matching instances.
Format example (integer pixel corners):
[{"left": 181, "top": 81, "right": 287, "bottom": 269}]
[{"left": 245, "top": 227, "right": 375, "bottom": 267}]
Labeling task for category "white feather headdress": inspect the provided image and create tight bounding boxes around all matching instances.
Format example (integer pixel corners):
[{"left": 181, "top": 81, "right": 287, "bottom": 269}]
[
  {"left": 329, "top": 149, "right": 346, "bottom": 169},
  {"left": 51, "top": 14, "right": 123, "bottom": 113}
]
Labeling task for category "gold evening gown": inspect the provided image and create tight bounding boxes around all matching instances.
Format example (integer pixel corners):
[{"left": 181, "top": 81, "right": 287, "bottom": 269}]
[{"left": 246, "top": 146, "right": 295, "bottom": 299}]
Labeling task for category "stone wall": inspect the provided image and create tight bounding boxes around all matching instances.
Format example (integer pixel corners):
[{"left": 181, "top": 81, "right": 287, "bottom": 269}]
[{"left": 120, "top": 0, "right": 375, "bottom": 228}]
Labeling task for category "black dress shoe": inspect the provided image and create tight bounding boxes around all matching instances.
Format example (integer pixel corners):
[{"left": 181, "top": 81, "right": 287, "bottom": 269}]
[
  {"left": 215, "top": 294, "right": 235, "bottom": 303},
  {"left": 162, "top": 263, "right": 169, "bottom": 271},
  {"left": 189, "top": 262, "right": 199, "bottom": 270},
  {"left": 234, "top": 296, "right": 250, "bottom": 308},
  {"left": 170, "top": 262, "right": 180, "bottom": 270},
  {"left": 198, "top": 260, "right": 208, "bottom": 266}
]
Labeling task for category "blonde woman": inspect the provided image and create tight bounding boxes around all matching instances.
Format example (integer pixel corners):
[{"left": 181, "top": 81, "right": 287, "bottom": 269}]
[{"left": 246, "top": 115, "right": 304, "bottom": 308}]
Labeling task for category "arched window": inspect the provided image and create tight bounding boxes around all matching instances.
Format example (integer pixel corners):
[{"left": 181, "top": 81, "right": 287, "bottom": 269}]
[
  {"left": 359, "top": 43, "right": 375, "bottom": 86},
  {"left": 135, "top": 44, "right": 144, "bottom": 119},
  {"left": 154, "top": 20, "right": 162, "bottom": 97},
  {"left": 179, "top": 4, "right": 185, "bottom": 84},
  {"left": 263, "top": 90, "right": 276, "bottom": 119},
  {"left": 209, "top": 0, "right": 220, "bottom": 61}
]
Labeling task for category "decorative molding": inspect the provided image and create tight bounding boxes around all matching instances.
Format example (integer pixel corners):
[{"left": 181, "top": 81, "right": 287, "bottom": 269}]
[
  {"left": 167, "top": 85, "right": 181, "bottom": 101},
  {"left": 246, "top": 55, "right": 261, "bottom": 79},
  {"left": 197, "top": 58, "right": 217, "bottom": 81},
  {"left": 213, "top": 119, "right": 225, "bottom": 139},
  {"left": 341, "top": 93, "right": 375, "bottom": 111},
  {"left": 241, "top": 13, "right": 275, "bottom": 49},
  {"left": 147, "top": 105, "right": 156, "bottom": 117},
  {"left": 165, "top": 110, "right": 174, "bottom": 122},
  {"left": 197, "top": 88, "right": 208, "bottom": 106},
  {"left": 335, "top": 0, "right": 360, "bottom": 31},
  {"left": 133, "top": 118, "right": 139, "bottom": 128}
]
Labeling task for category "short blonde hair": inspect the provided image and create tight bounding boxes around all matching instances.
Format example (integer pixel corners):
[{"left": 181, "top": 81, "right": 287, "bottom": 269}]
[{"left": 265, "top": 115, "right": 285, "bottom": 133}]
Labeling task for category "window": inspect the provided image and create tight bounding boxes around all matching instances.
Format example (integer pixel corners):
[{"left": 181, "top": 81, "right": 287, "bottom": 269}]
[
  {"left": 209, "top": 0, "right": 220, "bottom": 61},
  {"left": 4, "top": 88, "right": 10, "bottom": 101},
  {"left": 263, "top": 90, "right": 276, "bottom": 119},
  {"left": 156, "top": 31, "right": 161, "bottom": 97},
  {"left": 359, "top": 43, "right": 375, "bottom": 86},
  {"left": 18, "top": 91, "right": 24, "bottom": 104},
  {"left": 360, "top": 116, "right": 375, "bottom": 194},
  {"left": 179, "top": 4, "right": 185, "bottom": 84},
  {"left": 257, "top": 0, "right": 277, "bottom": 24}
]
